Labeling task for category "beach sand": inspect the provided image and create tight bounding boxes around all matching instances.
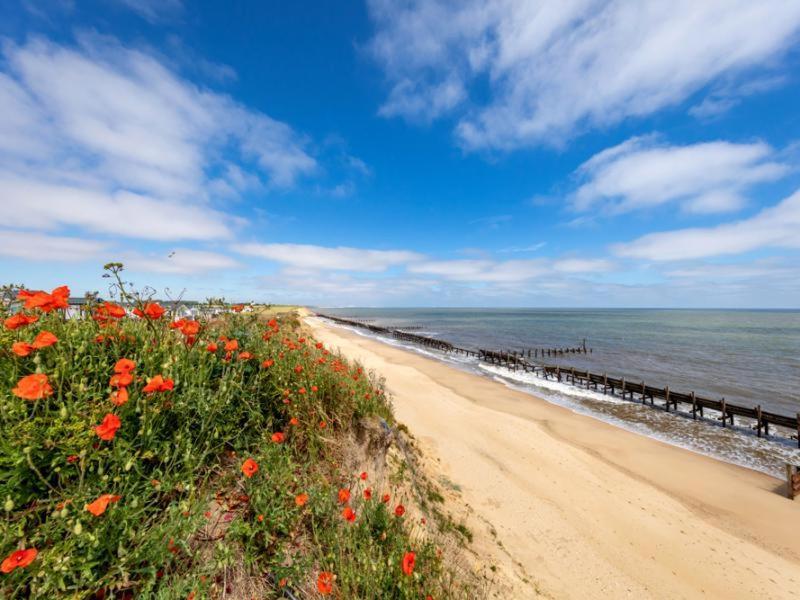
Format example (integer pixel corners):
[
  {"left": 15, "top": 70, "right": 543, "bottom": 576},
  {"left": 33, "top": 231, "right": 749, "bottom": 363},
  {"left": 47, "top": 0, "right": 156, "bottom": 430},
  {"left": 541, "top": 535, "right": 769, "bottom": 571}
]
[{"left": 304, "top": 313, "right": 800, "bottom": 599}]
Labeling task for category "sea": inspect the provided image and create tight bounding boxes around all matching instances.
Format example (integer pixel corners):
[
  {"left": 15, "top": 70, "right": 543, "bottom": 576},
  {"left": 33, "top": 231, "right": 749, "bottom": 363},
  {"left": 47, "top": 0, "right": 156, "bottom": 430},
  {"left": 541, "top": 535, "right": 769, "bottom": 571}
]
[{"left": 316, "top": 308, "right": 800, "bottom": 478}]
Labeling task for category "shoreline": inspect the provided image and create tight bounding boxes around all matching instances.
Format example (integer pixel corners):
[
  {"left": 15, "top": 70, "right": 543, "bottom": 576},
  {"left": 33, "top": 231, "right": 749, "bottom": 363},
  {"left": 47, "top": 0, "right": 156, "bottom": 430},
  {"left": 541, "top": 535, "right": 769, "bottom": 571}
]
[{"left": 304, "top": 311, "right": 800, "bottom": 599}]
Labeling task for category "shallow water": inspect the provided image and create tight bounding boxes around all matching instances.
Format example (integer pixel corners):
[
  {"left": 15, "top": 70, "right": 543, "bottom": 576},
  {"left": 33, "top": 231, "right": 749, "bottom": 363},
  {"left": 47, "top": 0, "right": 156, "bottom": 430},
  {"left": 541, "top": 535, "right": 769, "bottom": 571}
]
[{"left": 317, "top": 308, "right": 800, "bottom": 478}]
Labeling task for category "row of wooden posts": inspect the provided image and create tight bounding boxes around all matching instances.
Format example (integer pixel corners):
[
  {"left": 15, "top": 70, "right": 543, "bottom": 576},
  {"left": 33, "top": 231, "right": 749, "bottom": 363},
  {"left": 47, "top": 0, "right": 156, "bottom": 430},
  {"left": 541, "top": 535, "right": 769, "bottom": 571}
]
[{"left": 317, "top": 313, "right": 800, "bottom": 448}]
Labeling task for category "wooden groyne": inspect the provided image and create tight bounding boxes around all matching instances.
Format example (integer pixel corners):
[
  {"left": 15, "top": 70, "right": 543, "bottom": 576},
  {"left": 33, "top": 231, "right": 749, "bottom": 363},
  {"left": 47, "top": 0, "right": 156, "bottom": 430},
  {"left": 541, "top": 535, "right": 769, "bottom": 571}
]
[{"left": 316, "top": 313, "right": 800, "bottom": 446}]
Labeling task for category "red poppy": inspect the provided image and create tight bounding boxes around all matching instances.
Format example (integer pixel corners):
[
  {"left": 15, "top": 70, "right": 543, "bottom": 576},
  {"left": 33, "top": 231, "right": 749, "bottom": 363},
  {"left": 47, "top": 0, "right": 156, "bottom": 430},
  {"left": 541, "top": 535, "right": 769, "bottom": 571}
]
[
  {"left": 169, "top": 319, "right": 186, "bottom": 330},
  {"left": 19, "top": 285, "right": 69, "bottom": 312},
  {"left": 319, "top": 420, "right": 327, "bottom": 429},
  {"left": 238, "top": 351, "right": 253, "bottom": 360},
  {"left": 316, "top": 571, "right": 333, "bottom": 595},
  {"left": 315, "top": 342, "right": 323, "bottom": 349},
  {"left": 142, "top": 375, "right": 174, "bottom": 394},
  {"left": 142, "top": 302, "right": 165, "bottom": 319},
  {"left": 363, "top": 488, "right": 372, "bottom": 500},
  {"left": 394, "top": 504, "right": 405, "bottom": 517},
  {"left": 271, "top": 432, "right": 285, "bottom": 443},
  {"left": 85, "top": 494, "right": 121, "bottom": 517},
  {"left": 268, "top": 318, "right": 278, "bottom": 328},
  {"left": 12, "top": 373, "right": 53, "bottom": 400},
  {"left": 110, "top": 387, "right": 129, "bottom": 406},
  {"left": 337, "top": 488, "right": 350, "bottom": 504},
  {"left": 381, "top": 493, "right": 390, "bottom": 503},
  {"left": 260, "top": 358, "right": 274, "bottom": 368},
  {"left": 206, "top": 342, "right": 218, "bottom": 352},
  {"left": 293, "top": 365, "right": 303, "bottom": 374},
  {"left": 31, "top": 330, "right": 58, "bottom": 349},
  {"left": 295, "top": 493, "right": 308, "bottom": 507},
  {"left": 1, "top": 548, "right": 38, "bottom": 573},
  {"left": 109, "top": 373, "right": 133, "bottom": 388},
  {"left": 103, "top": 302, "right": 126, "bottom": 318},
  {"left": 359, "top": 471, "right": 368, "bottom": 481},
  {"left": 241, "top": 458, "right": 259, "bottom": 478},
  {"left": 341, "top": 506, "right": 356, "bottom": 522},
  {"left": 11, "top": 341, "right": 34, "bottom": 357},
  {"left": 180, "top": 320, "right": 200, "bottom": 336},
  {"left": 289, "top": 417, "right": 299, "bottom": 426},
  {"left": 231, "top": 304, "right": 244, "bottom": 312},
  {"left": 4, "top": 312, "right": 38, "bottom": 330},
  {"left": 113, "top": 358, "right": 136, "bottom": 374},
  {"left": 401, "top": 551, "right": 416, "bottom": 576},
  {"left": 95, "top": 414, "right": 121, "bottom": 441},
  {"left": 67, "top": 455, "right": 79, "bottom": 463}
]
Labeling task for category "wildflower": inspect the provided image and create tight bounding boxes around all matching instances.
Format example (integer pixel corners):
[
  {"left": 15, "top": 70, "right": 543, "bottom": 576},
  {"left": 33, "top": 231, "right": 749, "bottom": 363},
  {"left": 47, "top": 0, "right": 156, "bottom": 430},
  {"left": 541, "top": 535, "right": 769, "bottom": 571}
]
[
  {"left": 142, "top": 302, "right": 165, "bottom": 320},
  {"left": 103, "top": 302, "right": 126, "bottom": 319},
  {"left": 12, "top": 373, "right": 53, "bottom": 400},
  {"left": 295, "top": 493, "right": 308, "bottom": 507},
  {"left": 206, "top": 342, "right": 218, "bottom": 352},
  {"left": 268, "top": 318, "right": 278, "bottom": 329},
  {"left": 364, "top": 488, "right": 372, "bottom": 500},
  {"left": 316, "top": 571, "right": 333, "bottom": 595},
  {"left": 169, "top": 319, "right": 186, "bottom": 330},
  {"left": 401, "top": 552, "right": 416, "bottom": 576},
  {"left": 11, "top": 341, "right": 34, "bottom": 357},
  {"left": 394, "top": 504, "right": 405, "bottom": 517},
  {"left": 67, "top": 455, "right": 79, "bottom": 463},
  {"left": 279, "top": 578, "right": 287, "bottom": 587},
  {"left": 241, "top": 458, "right": 259, "bottom": 478},
  {"left": 32, "top": 330, "right": 58, "bottom": 349},
  {"left": 231, "top": 304, "right": 244, "bottom": 312},
  {"left": 271, "top": 432, "right": 285, "bottom": 443},
  {"left": 337, "top": 489, "right": 350, "bottom": 504},
  {"left": 342, "top": 507, "right": 356, "bottom": 522},
  {"left": 19, "top": 285, "right": 69, "bottom": 312},
  {"left": 224, "top": 339, "right": 239, "bottom": 352},
  {"left": 95, "top": 414, "right": 121, "bottom": 441},
  {"left": 381, "top": 494, "right": 390, "bottom": 503},
  {"left": 257, "top": 514, "right": 264, "bottom": 522},
  {"left": 1, "top": 548, "right": 38, "bottom": 573},
  {"left": 110, "top": 387, "right": 129, "bottom": 406},
  {"left": 289, "top": 417, "right": 299, "bottom": 426},
  {"left": 359, "top": 471, "right": 368, "bottom": 481},
  {"left": 316, "top": 342, "right": 323, "bottom": 349},
  {"left": 114, "top": 358, "right": 136, "bottom": 373},
  {"left": 298, "top": 387, "right": 306, "bottom": 395},
  {"left": 311, "top": 385, "right": 318, "bottom": 392},
  {"left": 4, "top": 312, "right": 38, "bottom": 330},
  {"left": 294, "top": 365, "right": 303, "bottom": 374},
  {"left": 261, "top": 358, "right": 274, "bottom": 368},
  {"left": 180, "top": 320, "right": 200, "bottom": 336},
  {"left": 319, "top": 420, "right": 327, "bottom": 429},
  {"left": 85, "top": 494, "right": 121, "bottom": 516},
  {"left": 238, "top": 351, "right": 253, "bottom": 360},
  {"left": 109, "top": 373, "right": 133, "bottom": 388},
  {"left": 142, "top": 375, "right": 174, "bottom": 393}
]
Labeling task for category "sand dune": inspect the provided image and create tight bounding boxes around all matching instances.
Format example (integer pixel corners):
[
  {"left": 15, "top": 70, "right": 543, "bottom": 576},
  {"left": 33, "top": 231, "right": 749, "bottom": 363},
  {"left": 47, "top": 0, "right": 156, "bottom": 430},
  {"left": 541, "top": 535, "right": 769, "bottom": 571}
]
[{"left": 305, "top": 315, "right": 800, "bottom": 599}]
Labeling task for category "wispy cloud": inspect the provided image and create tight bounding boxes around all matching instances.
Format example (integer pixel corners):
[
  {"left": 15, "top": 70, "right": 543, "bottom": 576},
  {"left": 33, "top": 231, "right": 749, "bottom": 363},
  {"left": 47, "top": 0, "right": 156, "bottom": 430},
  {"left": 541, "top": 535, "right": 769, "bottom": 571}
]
[
  {"left": 232, "top": 243, "right": 424, "bottom": 272},
  {"left": 613, "top": 189, "right": 800, "bottom": 261},
  {"left": 367, "top": 0, "right": 800, "bottom": 149},
  {"left": 573, "top": 136, "right": 788, "bottom": 214},
  {"left": 0, "top": 229, "right": 108, "bottom": 262},
  {"left": 114, "top": 0, "right": 183, "bottom": 23}
]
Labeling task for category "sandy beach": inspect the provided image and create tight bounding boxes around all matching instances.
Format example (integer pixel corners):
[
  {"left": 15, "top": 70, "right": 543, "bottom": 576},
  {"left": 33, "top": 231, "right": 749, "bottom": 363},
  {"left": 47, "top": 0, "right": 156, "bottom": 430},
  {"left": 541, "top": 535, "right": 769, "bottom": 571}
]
[{"left": 305, "top": 314, "right": 800, "bottom": 599}]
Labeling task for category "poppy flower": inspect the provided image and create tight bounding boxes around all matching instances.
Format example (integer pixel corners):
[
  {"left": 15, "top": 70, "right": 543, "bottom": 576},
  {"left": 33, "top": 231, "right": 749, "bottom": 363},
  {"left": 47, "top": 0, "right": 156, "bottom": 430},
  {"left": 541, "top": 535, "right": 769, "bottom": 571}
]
[
  {"left": 85, "top": 494, "right": 121, "bottom": 517},
  {"left": 11, "top": 341, "right": 34, "bottom": 357},
  {"left": 319, "top": 421, "right": 327, "bottom": 429},
  {"left": 271, "top": 432, "right": 285, "bottom": 443},
  {"left": 315, "top": 342, "right": 323, "bottom": 349},
  {"left": 180, "top": 320, "right": 200, "bottom": 336},
  {"left": 238, "top": 351, "right": 253, "bottom": 360},
  {"left": 401, "top": 551, "right": 416, "bottom": 576},
  {"left": 31, "top": 330, "right": 58, "bottom": 349},
  {"left": 363, "top": 488, "right": 372, "bottom": 500},
  {"left": 110, "top": 387, "right": 129, "bottom": 406},
  {"left": 67, "top": 455, "right": 79, "bottom": 463},
  {"left": 104, "top": 302, "right": 127, "bottom": 318},
  {"left": 381, "top": 493, "right": 390, "bottom": 503},
  {"left": 142, "top": 302, "right": 165, "bottom": 320},
  {"left": 289, "top": 417, "right": 299, "bottom": 426},
  {"left": 12, "top": 373, "right": 53, "bottom": 400},
  {"left": 311, "top": 385, "right": 318, "bottom": 392},
  {"left": 231, "top": 304, "right": 244, "bottom": 312},
  {"left": 111, "top": 360, "right": 135, "bottom": 377},
  {"left": 293, "top": 365, "right": 303, "bottom": 374},
  {"left": 268, "top": 318, "right": 278, "bottom": 328},
  {"left": 1, "top": 548, "right": 38, "bottom": 573},
  {"left": 341, "top": 507, "right": 356, "bottom": 522},
  {"left": 316, "top": 571, "right": 333, "bottom": 595},
  {"left": 359, "top": 471, "right": 368, "bottom": 481},
  {"left": 19, "top": 285, "right": 69, "bottom": 312},
  {"left": 295, "top": 493, "right": 308, "bottom": 507},
  {"left": 142, "top": 375, "right": 174, "bottom": 393},
  {"left": 4, "top": 312, "right": 38, "bottom": 330},
  {"left": 206, "top": 342, "right": 218, "bottom": 352},
  {"left": 337, "top": 488, "right": 350, "bottom": 504},
  {"left": 241, "top": 458, "right": 259, "bottom": 478},
  {"left": 261, "top": 358, "right": 274, "bottom": 368},
  {"left": 109, "top": 373, "right": 133, "bottom": 388},
  {"left": 257, "top": 514, "right": 264, "bottom": 522},
  {"left": 95, "top": 414, "right": 121, "bottom": 441},
  {"left": 394, "top": 504, "right": 405, "bottom": 517},
  {"left": 169, "top": 319, "right": 186, "bottom": 330},
  {"left": 224, "top": 339, "right": 239, "bottom": 352},
  {"left": 298, "top": 387, "right": 306, "bottom": 395}
]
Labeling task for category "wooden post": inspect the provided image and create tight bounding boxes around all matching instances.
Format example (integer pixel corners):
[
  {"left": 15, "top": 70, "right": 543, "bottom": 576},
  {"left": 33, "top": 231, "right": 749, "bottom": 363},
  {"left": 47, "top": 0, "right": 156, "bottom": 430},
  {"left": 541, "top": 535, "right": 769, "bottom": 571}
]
[
  {"left": 786, "top": 464, "right": 800, "bottom": 500},
  {"left": 755, "top": 405, "right": 763, "bottom": 437},
  {"left": 603, "top": 373, "right": 608, "bottom": 394},
  {"left": 721, "top": 398, "right": 727, "bottom": 427},
  {"left": 664, "top": 386, "right": 670, "bottom": 411},
  {"left": 797, "top": 412, "right": 800, "bottom": 448},
  {"left": 556, "top": 366, "right": 561, "bottom": 382},
  {"left": 621, "top": 378, "right": 626, "bottom": 399},
  {"left": 691, "top": 391, "right": 697, "bottom": 420},
  {"left": 641, "top": 381, "right": 646, "bottom": 403}
]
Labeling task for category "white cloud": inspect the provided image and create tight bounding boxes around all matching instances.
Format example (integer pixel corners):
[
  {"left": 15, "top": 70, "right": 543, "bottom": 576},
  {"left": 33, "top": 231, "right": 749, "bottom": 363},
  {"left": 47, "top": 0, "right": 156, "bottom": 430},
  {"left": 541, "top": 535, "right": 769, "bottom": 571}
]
[
  {"left": 0, "top": 229, "right": 108, "bottom": 262},
  {"left": 573, "top": 137, "right": 788, "bottom": 214},
  {"left": 232, "top": 243, "right": 424, "bottom": 272},
  {"left": 0, "top": 36, "right": 317, "bottom": 240},
  {"left": 553, "top": 258, "right": 614, "bottom": 273},
  {"left": 114, "top": 0, "right": 183, "bottom": 23},
  {"left": 124, "top": 249, "right": 240, "bottom": 274},
  {"left": 367, "top": 0, "right": 800, "bottom": 149},
  {"left": 613, "top": 189, "right": 800, "bottom": 261}
]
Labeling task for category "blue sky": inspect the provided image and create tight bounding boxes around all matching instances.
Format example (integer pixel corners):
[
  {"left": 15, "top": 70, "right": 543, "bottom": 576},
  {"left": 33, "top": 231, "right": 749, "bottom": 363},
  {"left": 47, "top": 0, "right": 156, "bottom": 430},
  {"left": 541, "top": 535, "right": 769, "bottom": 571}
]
[{"left": 1, "top": 0, "right": 800, "bottom": 307}]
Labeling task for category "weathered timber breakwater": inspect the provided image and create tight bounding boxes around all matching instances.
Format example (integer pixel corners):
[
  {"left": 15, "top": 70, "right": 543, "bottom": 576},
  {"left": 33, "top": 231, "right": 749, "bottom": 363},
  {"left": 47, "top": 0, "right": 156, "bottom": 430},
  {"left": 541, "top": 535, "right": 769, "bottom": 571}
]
[{"left": 317, "top": 313, "right": 800, "bottom": 448}]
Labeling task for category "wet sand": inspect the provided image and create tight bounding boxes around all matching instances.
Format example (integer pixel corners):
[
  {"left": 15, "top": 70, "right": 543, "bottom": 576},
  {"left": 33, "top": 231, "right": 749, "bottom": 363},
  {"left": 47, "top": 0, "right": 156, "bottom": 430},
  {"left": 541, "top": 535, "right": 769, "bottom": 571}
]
[{"left": 305, "top": 313, "right": 800, "bottom": 599}]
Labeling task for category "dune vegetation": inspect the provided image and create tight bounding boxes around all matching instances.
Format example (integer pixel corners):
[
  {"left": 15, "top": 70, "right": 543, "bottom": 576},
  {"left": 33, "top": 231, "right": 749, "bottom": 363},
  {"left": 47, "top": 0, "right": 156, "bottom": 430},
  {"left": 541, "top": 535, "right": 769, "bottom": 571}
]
[{"left": 0, "top": 265, "right": 472, "bottom": 599}]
